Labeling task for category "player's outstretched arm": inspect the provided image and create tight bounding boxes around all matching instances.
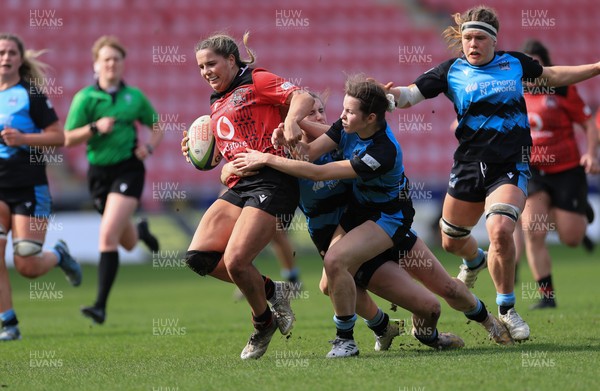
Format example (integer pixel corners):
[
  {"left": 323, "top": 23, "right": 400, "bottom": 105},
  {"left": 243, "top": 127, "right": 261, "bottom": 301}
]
[
  {"left": 540, "top": 62, "right": 600, "bottom": 87},
  {"left": 233, "top": 149, "right": 356, "bottom": 181}
]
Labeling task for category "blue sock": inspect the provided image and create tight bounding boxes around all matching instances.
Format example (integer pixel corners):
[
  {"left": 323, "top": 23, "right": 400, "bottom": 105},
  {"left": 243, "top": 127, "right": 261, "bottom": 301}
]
[
  {"left": 281, "top": 267, "right": 299, "bottom": 282},
  {"left": 496, "top": 292, "right": 516, "bottom": 307},
  {"left": 52, "top": 248, "right": 62, "bottom": 266},
  {"left": 364, "top": 308, "right": 385, "bottom": 328},
  {"left": 463, "top": 248, "right": 485, "bottom": 269},
  {"left": 0, "top": 309, "right": 16, "bottom": 323}
]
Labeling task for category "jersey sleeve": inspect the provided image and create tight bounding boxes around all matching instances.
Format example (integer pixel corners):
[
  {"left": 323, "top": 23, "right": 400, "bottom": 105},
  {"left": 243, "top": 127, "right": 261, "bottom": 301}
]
[
  {"left": 252, "top": 69, "right": 300, "bottom": 106},
  {"left": 414, "top": 59, "right": 455, "bottom": 99},
  {"left": 29, "top": 88, "right": 59, "bottom": 129},
  {"left": 325, "top": 119, "right": 344, "bottom": 144},
  {"left": 510, "top": 51, "right": 544, "bottom": 79},
  {"left": 136, "top": 90, "right": 158, "bottom": 128},
  {"left": 64, "top": 90, "right": 91, "bottom": 131},
  {"left": 349, "top": 137, "right": 396, "bottom": 182},
  {"left": 563, "top": 85, "right": 592, "bottom": 125}
]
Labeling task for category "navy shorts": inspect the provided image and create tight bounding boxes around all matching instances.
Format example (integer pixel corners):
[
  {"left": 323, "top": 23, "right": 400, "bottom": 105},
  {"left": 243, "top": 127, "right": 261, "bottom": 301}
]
[
  {"left": 88, "top": 156, "right": 145, "bottom": 214},
  {"left": 447, "top": 160, "right": 530, "bottom": 203},
  {"left": 528, "top": 166, "right": 588, "bottom": 214},
  {"left": 0, "top": 185, "right": 52, "bottom": 217}
]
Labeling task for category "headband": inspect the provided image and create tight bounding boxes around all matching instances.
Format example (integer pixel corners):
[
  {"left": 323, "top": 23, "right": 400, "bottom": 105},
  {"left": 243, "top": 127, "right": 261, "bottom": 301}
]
[{"left": 461, "top": 21, "right": 497, "bottom": 41}]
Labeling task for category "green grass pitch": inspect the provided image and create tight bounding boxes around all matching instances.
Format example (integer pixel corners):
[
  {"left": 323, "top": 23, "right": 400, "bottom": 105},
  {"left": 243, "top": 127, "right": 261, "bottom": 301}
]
[{"left": 2, "top": 244, "right": 599, "bottom": 391}]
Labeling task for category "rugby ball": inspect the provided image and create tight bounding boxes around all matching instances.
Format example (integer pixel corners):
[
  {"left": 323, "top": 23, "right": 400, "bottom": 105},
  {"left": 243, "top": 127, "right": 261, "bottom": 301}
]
[{"left": 186, "top": 115, "right": 222, "bottom": 171}]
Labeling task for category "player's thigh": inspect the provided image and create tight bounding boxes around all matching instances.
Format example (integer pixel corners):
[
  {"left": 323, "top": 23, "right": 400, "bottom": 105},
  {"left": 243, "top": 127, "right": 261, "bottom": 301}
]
[
  {"left": 0, "top": 200, "right": 11, "bottom": 233},
  {"left": 223, "top": 206, "right": 276, "bottom": 266},
  {"left": 442, "top": 193, "right": 484, "bottom": 227},
  {"left": 368, "top": 261, "right": 439, "bottom": 314},
  {"left": 189, "top": 199, "right": 241, "bottom": 252},
  {"left": 11, "top": 214, "right": 47, "bottom": 243},
  {"left": 100, "top": 193, "right": 138, "bottom": 235},
  {"left": 521, "top": 191, "right": 551, "bottom": 227},
  {"left": 553, "top": 208, "right": 587, "bottom": 245},
  {"left": 325, "top": 221, "right": 393, "bottom": 271}
]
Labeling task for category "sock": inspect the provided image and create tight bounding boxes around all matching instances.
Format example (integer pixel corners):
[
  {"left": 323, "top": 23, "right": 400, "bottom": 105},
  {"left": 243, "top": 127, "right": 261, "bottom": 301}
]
[
  {"left": 94, "top": 251, "right": 119, "bottom": 310},
  {"left": 281, "top": 267, "right": 300, "bottom": 283},
  {"left": 464, "top": 296, "right": 489, "bottom": 323},
  {"left": 364, "top": 308, "right": 389, "bottom": 336},
  {"left": 414, "top": 328, "right": 439, "bottom": 344},
  {"left": 496, "top": 292, "right": 516, "bottom": 315},
  {"left": 252, "top": 306, "right": 273, "bottom": 330},
  {"left": 0, "top": 309, "right": 18, "bottom": 327},
  {"left": 463, "top": 248, "right": 485, "bottom": 269},
  {"left": 334, "top": 314, "right": 357, "bottom": 340},
  {"left": 51, "top": 248, "right": 62, "bottom": 266},
  {"left": 263, "top": 276, "right": 275, "bottom": 302},
  {"left": 537, "top": 275, "right": 554, "bottom": 301}
]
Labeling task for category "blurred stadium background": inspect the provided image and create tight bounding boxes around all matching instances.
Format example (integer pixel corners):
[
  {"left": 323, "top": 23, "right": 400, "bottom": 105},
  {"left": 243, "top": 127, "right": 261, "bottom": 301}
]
[{"left": 3, "top": 0, "right": 600, "bottom": 263}]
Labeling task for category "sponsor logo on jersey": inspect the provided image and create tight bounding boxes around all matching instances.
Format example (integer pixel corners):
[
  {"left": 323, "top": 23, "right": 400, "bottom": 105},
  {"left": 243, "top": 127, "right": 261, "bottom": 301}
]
[
  {"left": 507, "top": 172, "right": 514, "bottom": 179},
  {"left": 280, "top": 82, "right": 295, "bottom": 91},
  {"left": 361, "top": 153, "right": 381, "bottom": 170},
  {"left": 499, "top": 61, "right": 511, "bottom": 70},
  {"left": 258, "top": 194, "right": 268, "bottom": 203},
  {"left": 465, "top": 82, "right": 478, "bottom": 93}
]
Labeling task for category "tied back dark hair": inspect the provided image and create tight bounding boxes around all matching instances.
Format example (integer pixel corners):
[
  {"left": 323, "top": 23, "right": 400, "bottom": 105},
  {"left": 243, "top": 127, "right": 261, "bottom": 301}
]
[
  {"left": 345, "top": 75, "right": 388, "bottom": 123},
  {"left": 195, "top": 31, "right": 255, "bottom": 67},
  {"left": 520, "top": 39, "right": 552, "bottom": 66}
]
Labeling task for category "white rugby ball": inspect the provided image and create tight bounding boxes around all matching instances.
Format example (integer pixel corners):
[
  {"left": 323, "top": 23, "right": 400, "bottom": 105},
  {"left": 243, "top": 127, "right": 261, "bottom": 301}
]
[{"left": 186, "top": 115, "right": 222, "bottom": 171}]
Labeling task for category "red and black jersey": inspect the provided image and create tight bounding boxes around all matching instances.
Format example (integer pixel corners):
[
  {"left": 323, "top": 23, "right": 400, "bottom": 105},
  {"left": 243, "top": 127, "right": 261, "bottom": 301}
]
[
  {"left": 525, "top": 85, "right": 591, "bottom": 173},
  {"left": 209, "top": 67, "right": 299, "bottom": 187}
]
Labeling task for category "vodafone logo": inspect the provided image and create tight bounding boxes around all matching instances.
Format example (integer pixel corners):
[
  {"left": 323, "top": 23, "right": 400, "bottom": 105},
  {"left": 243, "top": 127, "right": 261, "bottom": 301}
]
[
  {"left": 465, "top": 83, "right": 478, "bottom": 93},
  {"left": 216, "top": 116, "right": 235, "bottom": 140}
]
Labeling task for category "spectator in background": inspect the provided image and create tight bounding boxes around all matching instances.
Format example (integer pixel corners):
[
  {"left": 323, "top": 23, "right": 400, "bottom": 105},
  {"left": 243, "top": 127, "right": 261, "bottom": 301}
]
[
  {"left": 0, "top": 33, "right": 81, "bottom": 341},
  {"left": 64, "top": 35, "right": 162, "bottom": 325},
  {"left": 518, "top": 39, "right": 599, "bottom": 309}
]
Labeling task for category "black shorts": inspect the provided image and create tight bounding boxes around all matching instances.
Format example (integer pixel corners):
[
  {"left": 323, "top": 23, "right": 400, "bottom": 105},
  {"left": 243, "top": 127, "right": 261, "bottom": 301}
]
[
  {"left": 0, "top": 185, "right": 52, "bottom": 217},
  {"left": 310, "top": 223, "right": 400, "bottom": 289},
  {"left": 220, "top": 167, "right": 299, "bottom": 218},
  {"left": 528, "top": 166, "right": 588, "bottom": 214},
  {"left": 447, "top": 160, "right": 531, "bottom": 202},
  {"left": 339, "top": 197, "right": 415, "bottom": 248},
  {"left": 88, "top": 156, "right": 145, "bottom": 214}
]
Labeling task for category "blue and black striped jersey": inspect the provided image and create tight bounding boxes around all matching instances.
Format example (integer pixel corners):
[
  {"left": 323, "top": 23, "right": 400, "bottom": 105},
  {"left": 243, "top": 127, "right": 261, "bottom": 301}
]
[{"left": 415, "top": 51, "right": 543, "bottom": 163}]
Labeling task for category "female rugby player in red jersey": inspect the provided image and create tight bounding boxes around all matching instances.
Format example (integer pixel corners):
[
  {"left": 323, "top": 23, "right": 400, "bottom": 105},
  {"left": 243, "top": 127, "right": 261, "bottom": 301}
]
[{"left": 181, "top": 32, "right": 314, "bottom": 360}]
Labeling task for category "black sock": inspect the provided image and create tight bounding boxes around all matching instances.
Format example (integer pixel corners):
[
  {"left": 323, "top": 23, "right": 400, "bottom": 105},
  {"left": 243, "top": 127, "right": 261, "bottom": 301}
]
[
  {"left": 537, "top": 275, "right": 554, "bottom": 301},
  {"left": 370, "top": 313, "right": 390, "bottom": 336},
  {"left": 252, "top": 306, "right": 273, "bottom": 330},
  {"left": 263, "top": 276, "right": 275, "bottom": 301},
  {"left": 499, "top": 304, "right": 514, "bottom": 315},
  {"left": 94, "top": 251, "right": 119, "bottom": 310},
  {"left": 2, "top": 316, "right": 18, "bottom": 327},
  {"left": 336, "top": 314, "right": 355, "bottom": 340},
  {"left": 415, "top": 328, "right": 439, "bottom": 344},
  {"left": 465, "top": 299, "right": 489, "bottom": 323}
]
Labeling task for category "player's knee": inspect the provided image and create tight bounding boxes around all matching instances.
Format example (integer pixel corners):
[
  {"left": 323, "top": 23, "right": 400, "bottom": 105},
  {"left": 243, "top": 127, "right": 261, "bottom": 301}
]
[
  {"left": 13, "top": 239, "right": 43, "bottom": 257},
  {"left": 185, "top": 250, "right": 222, "bottom": 276},
  {"left": 439, "top": 218, "right": 472, "bottom": 254},
  {"left": 323, "top": 252, "right": 344, "bottom": 276},
  {"left": 486, "top": 203, "right": 520, "bottom": 223},
  {"left": 560, "top": 232, "right": 584, "bottom": 248}
]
